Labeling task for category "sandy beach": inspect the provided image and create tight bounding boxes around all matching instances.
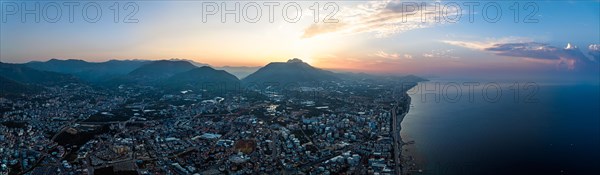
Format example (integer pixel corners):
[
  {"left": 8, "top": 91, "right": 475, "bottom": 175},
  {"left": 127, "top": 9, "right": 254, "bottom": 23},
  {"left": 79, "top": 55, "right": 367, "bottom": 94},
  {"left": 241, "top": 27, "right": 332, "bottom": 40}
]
[
  {"left": 399, "top": 97, "right": 426, "bottom": 175},
  {"left": 400, "top": 134, "right": 426, "bottom": 175}
]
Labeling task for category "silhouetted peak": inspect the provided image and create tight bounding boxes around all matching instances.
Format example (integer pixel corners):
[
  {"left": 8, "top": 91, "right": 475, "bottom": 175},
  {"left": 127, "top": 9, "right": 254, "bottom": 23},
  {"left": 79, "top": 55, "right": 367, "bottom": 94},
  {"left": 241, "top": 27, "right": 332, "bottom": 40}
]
[
  {"left": 47, "top": 58, "right": 86, "bottom": 63},
  {"left": 287, "top": 58, "right": 304, "bottom": 63},
  {"left": 197, "top": 66, "right": 215, "bottom": 70},
  {"left": 242, "top": 58, "right": 338, "bottom": 84}
]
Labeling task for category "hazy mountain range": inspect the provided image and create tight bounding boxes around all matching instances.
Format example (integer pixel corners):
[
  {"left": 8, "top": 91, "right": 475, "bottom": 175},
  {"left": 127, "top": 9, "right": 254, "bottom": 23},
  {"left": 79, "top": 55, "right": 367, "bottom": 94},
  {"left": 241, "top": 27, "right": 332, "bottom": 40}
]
[
  {"left": 24, "top": 58, "right": 258, "bottom": 81},
  {"left": 1, "top": 58, "right": 426, "bottom": 95},
  {"left": 0, "top": 62, "right": 78, "bottom": 85},
  {"left": 0, "top": 76, "right": 40, "bottom": 95},
  {"left": 242, "top": 58, "right": 339, "bottom": 85},
  {"left": 26, "top": 59, "right": 150, "bottom": 82},
  {"left": 163, "top": 66, "right": 241, "bottom": 91}
]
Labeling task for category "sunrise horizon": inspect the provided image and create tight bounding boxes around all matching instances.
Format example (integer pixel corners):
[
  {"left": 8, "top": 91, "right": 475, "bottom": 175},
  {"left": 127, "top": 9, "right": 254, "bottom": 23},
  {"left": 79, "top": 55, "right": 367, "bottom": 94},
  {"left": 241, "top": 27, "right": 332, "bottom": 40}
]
[
  {"left": 2, "top": 1, "right": 599, "bottom": 78},
  {"left": 1, "top": 1, "right": 599, "bottom": 175}
]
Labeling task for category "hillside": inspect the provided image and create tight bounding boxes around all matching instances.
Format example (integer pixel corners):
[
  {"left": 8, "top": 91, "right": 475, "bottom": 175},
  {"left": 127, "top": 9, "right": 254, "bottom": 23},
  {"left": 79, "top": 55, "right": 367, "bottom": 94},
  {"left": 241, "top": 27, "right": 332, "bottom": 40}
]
[{"left": 242, "top": 58, "right": 338, "bottom": 85}]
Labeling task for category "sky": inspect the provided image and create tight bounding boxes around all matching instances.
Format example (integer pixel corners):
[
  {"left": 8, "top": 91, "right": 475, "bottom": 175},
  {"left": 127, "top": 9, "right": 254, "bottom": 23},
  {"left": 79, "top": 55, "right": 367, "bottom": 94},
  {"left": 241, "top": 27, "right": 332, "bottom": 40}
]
[{"left": 1, "top": 0, "right": 599, "bottom": 81}]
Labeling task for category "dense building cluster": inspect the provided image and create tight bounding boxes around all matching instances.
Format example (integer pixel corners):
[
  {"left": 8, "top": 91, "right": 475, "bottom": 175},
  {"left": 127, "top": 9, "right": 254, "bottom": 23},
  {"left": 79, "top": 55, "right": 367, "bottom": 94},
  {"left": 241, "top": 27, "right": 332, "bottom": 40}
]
[{"left": 2, "top": 75, "right": 417, "bottom": 175}]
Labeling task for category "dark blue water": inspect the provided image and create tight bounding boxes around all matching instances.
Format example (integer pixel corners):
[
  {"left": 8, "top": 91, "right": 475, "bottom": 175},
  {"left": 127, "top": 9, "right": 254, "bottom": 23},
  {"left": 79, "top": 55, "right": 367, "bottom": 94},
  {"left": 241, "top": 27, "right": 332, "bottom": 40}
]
[{"left": 401, "top": 80, "right": 600, "bottom": 175}]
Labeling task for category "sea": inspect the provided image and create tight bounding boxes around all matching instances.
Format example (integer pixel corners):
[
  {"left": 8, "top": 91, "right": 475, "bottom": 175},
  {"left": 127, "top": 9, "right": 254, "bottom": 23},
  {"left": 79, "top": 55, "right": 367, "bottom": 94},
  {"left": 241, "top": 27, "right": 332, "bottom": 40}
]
[{"left": 400, "top": 79, "right": 600, "bottom": 175}]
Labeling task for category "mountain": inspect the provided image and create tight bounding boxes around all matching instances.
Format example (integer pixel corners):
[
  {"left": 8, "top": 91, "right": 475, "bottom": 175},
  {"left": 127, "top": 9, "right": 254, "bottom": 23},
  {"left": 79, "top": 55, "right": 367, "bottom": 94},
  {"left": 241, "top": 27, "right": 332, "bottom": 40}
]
[
  {"left": 242, "top": 58, "right": 338, "bottom": 85},
  {"left": 163, "top": 66, "right": 240, "bottom": 91},
  {"left": 0, "top": 76, "right": 40, "bottom": 95},
  {"left": 127, "top": 60, "right": 197, "bottom": 79},
  {"left": 26, "top": 59, "right": 150, "bottom": 82},
  {"left": 26, "top": 59, "right": 91, "bottom": 73},
  {"left": 399, "top": 75, "right": 428, "bottom": 83},
  {"left": 0, "top": 62, "right": 79, "bottom": 85},
  {"left": 167, "top": 58, "right": 210, "bottom": 67},
  {"left": 215, "top": 66, "right": 261, "bottom": 79}
]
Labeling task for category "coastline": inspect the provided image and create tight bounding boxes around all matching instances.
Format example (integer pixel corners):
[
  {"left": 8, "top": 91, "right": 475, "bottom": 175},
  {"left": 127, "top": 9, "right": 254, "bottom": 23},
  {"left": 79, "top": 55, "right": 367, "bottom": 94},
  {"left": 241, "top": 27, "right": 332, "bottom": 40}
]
[{"left": 399, "top": 90, "right": 426, "bottom": 175}]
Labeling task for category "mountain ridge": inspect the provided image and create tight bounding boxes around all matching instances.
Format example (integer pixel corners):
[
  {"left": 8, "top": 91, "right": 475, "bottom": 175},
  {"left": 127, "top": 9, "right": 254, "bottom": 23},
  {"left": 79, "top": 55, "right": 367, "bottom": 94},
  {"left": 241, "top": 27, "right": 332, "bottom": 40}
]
[
  {"left": 163, "top": 66, "right": 241, "bottom": 91},
  {"left": 242, "top": 58, "right": 338, "bottom": 85},
  {"left": 0, "top": 62, "right": 79, "bottom": 85},
  {"left": 25, "top": 59, "right": 150, "bottom": 82}
]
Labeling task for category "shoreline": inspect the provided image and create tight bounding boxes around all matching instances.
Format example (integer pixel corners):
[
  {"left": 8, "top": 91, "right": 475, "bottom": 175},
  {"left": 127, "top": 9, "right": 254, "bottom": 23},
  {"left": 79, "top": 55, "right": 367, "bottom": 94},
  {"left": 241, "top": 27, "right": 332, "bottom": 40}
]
[{"left": 399, "top": 92, "right": 426, "bottom": 175}]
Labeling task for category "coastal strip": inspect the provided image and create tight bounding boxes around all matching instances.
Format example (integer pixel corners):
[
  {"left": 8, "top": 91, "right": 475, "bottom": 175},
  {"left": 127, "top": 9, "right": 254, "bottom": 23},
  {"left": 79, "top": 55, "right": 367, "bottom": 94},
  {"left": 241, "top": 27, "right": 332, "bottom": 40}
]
[
  {"left": 391, "top": 87, "right": 410, "bottom": 175},
  {"left": 397, "top": 88, "right": 425, "bottom": 175},
  {"left": 394, "top": 86, "right": 423, "bottom": 175}
]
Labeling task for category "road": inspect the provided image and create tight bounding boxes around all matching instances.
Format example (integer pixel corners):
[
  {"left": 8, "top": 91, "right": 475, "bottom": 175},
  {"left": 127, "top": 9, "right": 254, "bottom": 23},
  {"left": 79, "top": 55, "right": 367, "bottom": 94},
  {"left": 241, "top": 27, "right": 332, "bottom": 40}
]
[{"left": 392, "top": 105, "right": 407, "bottom": 175}]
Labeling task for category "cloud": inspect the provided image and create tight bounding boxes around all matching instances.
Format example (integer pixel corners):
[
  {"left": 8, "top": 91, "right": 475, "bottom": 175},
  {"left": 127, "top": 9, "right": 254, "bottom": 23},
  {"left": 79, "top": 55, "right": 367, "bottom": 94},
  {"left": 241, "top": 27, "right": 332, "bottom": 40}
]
[
  {"left": 421, "top": 49, "right": 458, "bottom": 59},
  {"left": 485, "top": 42, "right": 561, "bottom": 60},
  {"left": 374, "top": 50, "right": 401, "bottom": 59},
  {"left": 589, "top": 44, "right": 600, "bottom": 61},
  {"left": 372, "top": 51, "right": 413, "bottom": 60},
  {"left": 302, "top": 22, "right": 348, "bottom": 38},
  {"left": 442, "top": 37, "right": 533, "bottom": 50},
  {"left": 486, "top": 42, "right": 596, "bottom": 70},
  {"left": 445, "top": 39, "right": 597, "bottom": 70},
  {"left": 302, "top": 1, "right": 456, "bottom": 38}
]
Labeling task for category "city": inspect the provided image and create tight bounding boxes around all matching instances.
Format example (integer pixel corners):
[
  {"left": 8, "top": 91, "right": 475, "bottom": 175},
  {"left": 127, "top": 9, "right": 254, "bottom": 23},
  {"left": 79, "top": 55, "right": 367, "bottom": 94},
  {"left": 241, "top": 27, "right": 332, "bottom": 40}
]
[
  {"left": 1, "top": 58, "right": 424, "bottom": 175},
  {"left": 2, "top": 1, "right": 599, "bottom": 174}
]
